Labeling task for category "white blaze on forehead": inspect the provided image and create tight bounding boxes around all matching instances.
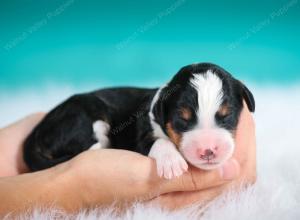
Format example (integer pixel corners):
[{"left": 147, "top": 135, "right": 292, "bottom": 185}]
[{"left": 190, "top": 70, "right": 223, "bottom": 128}]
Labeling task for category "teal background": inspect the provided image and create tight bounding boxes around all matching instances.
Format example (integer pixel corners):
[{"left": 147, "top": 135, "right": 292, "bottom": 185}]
[{"left": 0, "top": 0, "right": 299, "bottom": 90}]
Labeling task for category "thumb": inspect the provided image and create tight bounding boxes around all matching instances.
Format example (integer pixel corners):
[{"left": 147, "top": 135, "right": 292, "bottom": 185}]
[{"left": 159, "top": 158, "right": 240, "bottom": 193}]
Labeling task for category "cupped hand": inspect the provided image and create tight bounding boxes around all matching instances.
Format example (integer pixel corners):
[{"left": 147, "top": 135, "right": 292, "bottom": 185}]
[
  {"left": 68, "top": 101, "right": 256, "bottom": 209},
  {"left": 66, "top": 148, "right": 240, "bottom": 209}
]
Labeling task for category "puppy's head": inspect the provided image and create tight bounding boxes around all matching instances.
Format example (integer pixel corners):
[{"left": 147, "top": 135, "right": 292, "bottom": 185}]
[{"left": 150, "top": 63, "right": 255, "bottom": 170}]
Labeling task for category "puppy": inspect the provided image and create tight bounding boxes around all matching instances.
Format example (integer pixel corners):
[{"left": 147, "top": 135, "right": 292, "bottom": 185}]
[{"left": 23, "top": 63, "right": 255, "bottom": 179}]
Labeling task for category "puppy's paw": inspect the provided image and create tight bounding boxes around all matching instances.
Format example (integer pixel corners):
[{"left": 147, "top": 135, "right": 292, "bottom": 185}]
[
  {"left": 157, "top": 153, "right": 188, "bottom": 179},
  {"left": 148, "top": 139, "right": 188, "bottom": 179}
]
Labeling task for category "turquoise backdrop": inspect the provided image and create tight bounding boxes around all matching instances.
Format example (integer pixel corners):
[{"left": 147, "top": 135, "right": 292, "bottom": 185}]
[{"left": 1, "top": 0, "right": 299, "bottom": 90}]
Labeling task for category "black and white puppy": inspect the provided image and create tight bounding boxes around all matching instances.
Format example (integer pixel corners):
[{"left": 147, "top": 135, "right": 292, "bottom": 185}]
[{"left": 23, "top": 63, "right": 255, "bottom": 179}]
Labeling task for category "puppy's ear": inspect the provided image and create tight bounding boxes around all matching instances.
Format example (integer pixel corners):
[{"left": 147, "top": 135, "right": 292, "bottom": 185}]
[{"left": 238, "top": 81, "right": 255, "bottom": 112}]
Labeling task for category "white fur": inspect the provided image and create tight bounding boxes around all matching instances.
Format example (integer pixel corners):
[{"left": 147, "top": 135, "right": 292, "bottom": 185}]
[
  {"left": 149, "top": 84, "right": 186, "bottom": 178},
  {"left": 89, "top": 142, "right": 102, "bottom": 150},
  {"left": 190, "top": 71, "right": 223, "bottom": 128},
  {"left": 149, "top": 85, "right": 170, "bottom": 140},
  {"left": 1, "top": 86, "right": 300, "bottom": 219},
  {"left": 148, "top": 138, "right": 188, "bottom": 179},
  {"left": 149, "top": 120, "right": 169, "bottom": 140},
  {"left": 180, "top": 128, "right": 234, "bottom": 170},
  {"left": 89, "top": 120, "right": 110, "bottom": 150}
]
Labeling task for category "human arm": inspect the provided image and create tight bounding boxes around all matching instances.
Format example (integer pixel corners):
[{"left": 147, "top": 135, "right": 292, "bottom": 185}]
[{"left": 0, "top": 102, "right": 255, "bottom": 214}]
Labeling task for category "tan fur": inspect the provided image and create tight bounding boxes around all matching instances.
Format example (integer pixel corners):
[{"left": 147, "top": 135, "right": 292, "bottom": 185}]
[
  {"left": 166, "top": 122, "right": 182, "bottom": 147},
  {"left": 218, "top": 103, "right": 230, "bottom": 117},
  {"left": 180, "top": 107, "right": 192, "bottom": 120}
]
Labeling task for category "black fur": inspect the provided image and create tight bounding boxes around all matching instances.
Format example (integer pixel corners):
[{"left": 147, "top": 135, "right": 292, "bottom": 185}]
[
  {"left": 24, "top": 88, "right": 157, "bottom": 171},
  {"left": 23, "top": 63, "right": 255, "bottom": 171}
]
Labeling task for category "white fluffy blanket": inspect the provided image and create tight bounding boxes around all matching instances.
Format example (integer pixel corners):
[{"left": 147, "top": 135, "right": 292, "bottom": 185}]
[{"left": 1, "top": 85, "right": 300, "bottom": 220}]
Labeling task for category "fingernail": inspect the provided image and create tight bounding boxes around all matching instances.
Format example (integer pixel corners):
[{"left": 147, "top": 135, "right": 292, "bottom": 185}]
[{"left": 219, "top": 159, "right": 240, "bottom": 180}]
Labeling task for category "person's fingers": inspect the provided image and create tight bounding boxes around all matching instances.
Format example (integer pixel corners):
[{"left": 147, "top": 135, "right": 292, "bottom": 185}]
[
  {"left": 158, "top": 158, "right": 240, "bottom": 194},
  {"left": 152, "top": 185, "right": 226, "bottom": 210},
  {"left": 233, "top": 102, "right": 256, "bottom": 182},
  {"left": 0, "top": 112, "right": 46, "bottom": 176}
]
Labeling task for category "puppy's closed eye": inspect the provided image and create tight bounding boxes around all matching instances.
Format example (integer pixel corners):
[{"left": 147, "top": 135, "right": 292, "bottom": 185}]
[
  {"left": 179, "top": 107, "right": 192, "bottom": 121},
  {"left": 172, "top": 107, "right": 194, "bottom": 132},
  {"left": 217, "top": 103, "right": 230, "bottom": 118}
]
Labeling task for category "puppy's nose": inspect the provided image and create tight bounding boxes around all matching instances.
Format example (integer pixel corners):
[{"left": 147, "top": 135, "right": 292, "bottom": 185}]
[
  {"left": 204, "top": 149, "right": 214, "bottom": 156},
  {"left": 198, "top": 148, "right": 216, "bottom": 160}
]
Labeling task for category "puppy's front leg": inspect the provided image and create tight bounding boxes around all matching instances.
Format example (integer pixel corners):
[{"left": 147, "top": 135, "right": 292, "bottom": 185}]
[{"left": 148, "top": 138, "right": 188, "bottom": 179}]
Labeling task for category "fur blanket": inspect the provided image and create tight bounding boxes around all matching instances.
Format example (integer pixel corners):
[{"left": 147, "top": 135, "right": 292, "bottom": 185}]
[{"left": 1, "top": 85, "right": 299, "bottom": 220}]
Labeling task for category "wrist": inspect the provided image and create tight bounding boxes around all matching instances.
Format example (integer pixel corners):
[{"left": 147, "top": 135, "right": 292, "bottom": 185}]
[
  {"left": 0, "top": 161, "right": 81, "bottom": 216},
  {"left": 42, "top": 161, "right": 87, "bottom": 211}
]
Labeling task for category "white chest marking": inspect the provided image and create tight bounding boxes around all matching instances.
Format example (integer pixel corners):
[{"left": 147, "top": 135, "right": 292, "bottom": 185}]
[{"left": 89, "top": 120, "right": 110, "bottom": 150}]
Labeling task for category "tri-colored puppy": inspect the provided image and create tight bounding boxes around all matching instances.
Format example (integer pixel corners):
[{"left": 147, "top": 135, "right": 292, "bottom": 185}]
[{"left": 24, "top": 63, "right": 255, "bottom": 179}]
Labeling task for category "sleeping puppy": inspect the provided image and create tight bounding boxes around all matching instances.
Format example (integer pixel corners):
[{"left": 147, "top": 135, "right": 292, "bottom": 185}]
[{"left": 23, "top": 63, "right": 255, "bottom": 179}]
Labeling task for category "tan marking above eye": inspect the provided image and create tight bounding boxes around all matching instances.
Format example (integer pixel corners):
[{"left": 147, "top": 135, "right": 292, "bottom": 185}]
[
  {"left": 166, "top": 122, "right": 182, "bottom": 148},
  {"left": 180, "top": 107, "right": 192, "bottom": 120},
  {"left": 217, "top": 103, "right": 230, "bottom": 117}
]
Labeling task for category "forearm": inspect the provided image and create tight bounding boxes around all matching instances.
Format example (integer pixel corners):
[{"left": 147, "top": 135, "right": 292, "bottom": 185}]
[
  {"left": 0, "top": 154, "right": 159, "bottom": 216},
  {"left": 0, "top": 162, "right": 83, "bottom": 216}
]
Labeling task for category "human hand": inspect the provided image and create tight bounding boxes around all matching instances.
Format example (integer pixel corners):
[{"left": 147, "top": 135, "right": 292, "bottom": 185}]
[
  {"left": 65, "top": 148, "right": 240, "bottom": 210},
  {"left": 66, "top": 102, "right": 255, "bottom": 210}
]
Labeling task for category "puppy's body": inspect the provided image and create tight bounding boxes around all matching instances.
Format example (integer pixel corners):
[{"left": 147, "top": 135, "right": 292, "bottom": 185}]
[
  {"left": 24, "top": 63, "right": 255, "bottom": 177},
  {"left": 24, "top": 87, "right": 158, "bottom": 171}
]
